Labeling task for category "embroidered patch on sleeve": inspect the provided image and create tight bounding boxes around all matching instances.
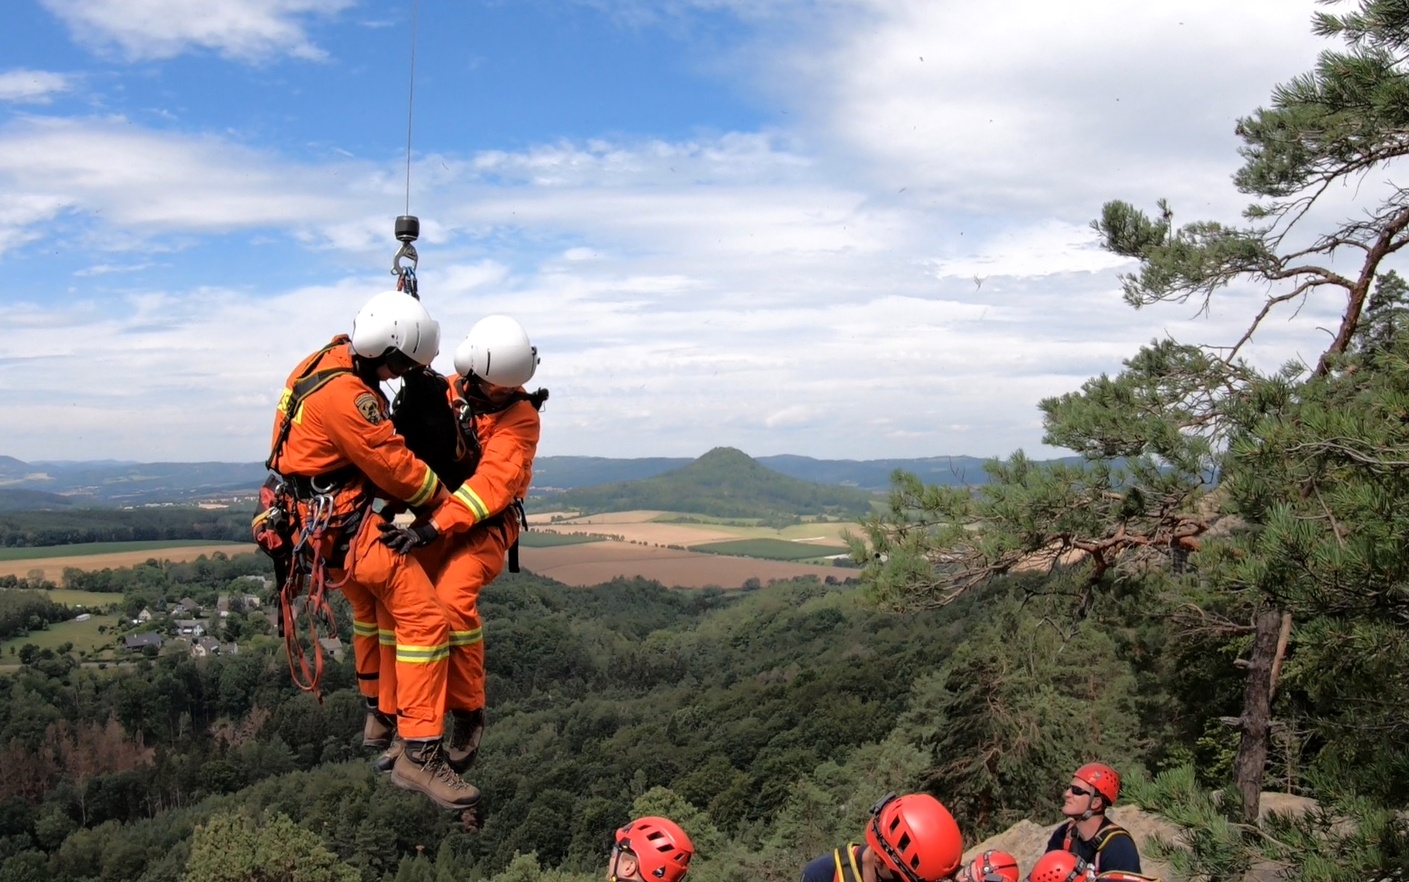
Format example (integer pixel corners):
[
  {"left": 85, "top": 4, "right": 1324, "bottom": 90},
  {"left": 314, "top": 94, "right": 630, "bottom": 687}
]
[{"left": 355, "top": 393, "right": 384, "bottom": 425}]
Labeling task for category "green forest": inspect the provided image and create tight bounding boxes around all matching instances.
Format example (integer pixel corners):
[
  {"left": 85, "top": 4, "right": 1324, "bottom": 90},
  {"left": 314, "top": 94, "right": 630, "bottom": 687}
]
[
  {"left": 0, "top": 555, "right": 1278, "bottom": 882},
  {"left": 0, "top": 508, "right": 252, "bottom": 548}
]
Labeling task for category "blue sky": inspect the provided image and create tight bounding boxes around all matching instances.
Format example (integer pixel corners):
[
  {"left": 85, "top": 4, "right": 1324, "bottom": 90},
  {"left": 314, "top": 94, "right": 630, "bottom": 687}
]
[{"left": 0, "top": 0, "right": 1342, "bottom": 464}]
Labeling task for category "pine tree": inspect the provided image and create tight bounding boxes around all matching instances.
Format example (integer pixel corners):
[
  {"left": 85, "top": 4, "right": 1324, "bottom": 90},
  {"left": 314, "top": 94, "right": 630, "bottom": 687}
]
[{"left": 854, "top": 2, "right": 1409, "bottom": 876}]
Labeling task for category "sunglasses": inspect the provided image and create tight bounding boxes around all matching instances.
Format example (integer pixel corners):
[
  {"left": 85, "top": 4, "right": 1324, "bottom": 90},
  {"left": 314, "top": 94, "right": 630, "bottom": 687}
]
[{"left": 1066, "top": 784, "right": 1093, "bottom": 797}]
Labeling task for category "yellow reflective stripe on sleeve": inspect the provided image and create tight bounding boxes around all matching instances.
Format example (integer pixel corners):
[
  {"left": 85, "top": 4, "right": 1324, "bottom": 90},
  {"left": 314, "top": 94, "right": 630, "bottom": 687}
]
[
  {"left": 406, "top": 467, "right": 439, "bottom": 508},
  {"left": 451, "top": 485, "right": 490, "bottom": 522},
  {"left": 396, "top": 643, "right": 450, "bottom": 664},
  {"left": 378, "top": 628, "right": 396, "bottom": 647},
  {"left": 352, "top": 619, "right": 378, "bottom": 637},
  {"left": 449, "top": 627, "right": 483, "bottom": 646}
]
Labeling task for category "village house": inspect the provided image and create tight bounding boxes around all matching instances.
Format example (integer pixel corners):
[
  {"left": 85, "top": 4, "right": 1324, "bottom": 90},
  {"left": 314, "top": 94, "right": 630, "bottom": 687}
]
[{"left": 123, "top": 632, "right": 162, "bottom": 652}]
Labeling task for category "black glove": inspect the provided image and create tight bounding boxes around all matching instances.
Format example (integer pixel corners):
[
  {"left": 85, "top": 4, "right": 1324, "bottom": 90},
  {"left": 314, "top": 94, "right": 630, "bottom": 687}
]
[{"left": 377, "top": 520, "right": 440, "bottom": 555}]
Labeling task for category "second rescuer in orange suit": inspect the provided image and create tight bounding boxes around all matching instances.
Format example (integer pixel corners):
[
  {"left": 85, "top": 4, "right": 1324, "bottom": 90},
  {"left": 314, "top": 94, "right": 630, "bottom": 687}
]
[
  {"left": 376, "top": 314, "right": 543, "bottom": 774},
  {"left": 267, "top": 291, "right": 479, "bottom": 811}
]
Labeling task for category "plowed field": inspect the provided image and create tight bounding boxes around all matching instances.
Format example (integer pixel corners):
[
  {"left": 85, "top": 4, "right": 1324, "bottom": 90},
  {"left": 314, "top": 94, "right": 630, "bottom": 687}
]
[
  {"left": 0, "top": 544, "right": 259, "bottom": 584},
  {"left": 518, "top": 542, "right": 847, "bottom": 588}
]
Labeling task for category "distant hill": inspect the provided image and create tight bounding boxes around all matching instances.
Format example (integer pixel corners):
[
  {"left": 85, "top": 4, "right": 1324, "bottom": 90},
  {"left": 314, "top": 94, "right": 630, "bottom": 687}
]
[
  {"left": 0, "top": 488, "right": 76, "bottom": 511},
  {"left": 531, "top": 456, "right": 692, "bottom": 490},
  {"left": 756, "top": 454, "right": 1045, "bottom": 490},
  {"left": 0, "top": 450, "right": 1086, "bottom": 507},
  {"left": 544, "top": 447, "right": 878, "bottom": 519},
  {"left": 0, "top": 460, "right": 267, "bottom": 506},
  {"left": 531, "top": 453, "right": 1061, "bottom": 493}
]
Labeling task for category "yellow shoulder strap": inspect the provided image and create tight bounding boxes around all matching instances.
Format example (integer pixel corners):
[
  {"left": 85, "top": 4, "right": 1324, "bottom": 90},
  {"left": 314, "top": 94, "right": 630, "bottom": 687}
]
[{"left": 834, "top": 846, "right": 864, "bottom": 882}]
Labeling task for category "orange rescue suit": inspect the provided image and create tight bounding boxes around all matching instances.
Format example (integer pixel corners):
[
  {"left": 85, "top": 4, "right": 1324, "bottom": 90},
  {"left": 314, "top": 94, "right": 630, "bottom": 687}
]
[
  {"left": 269, "top": 336, "right": 450, "bottom": 740},
  {"left": 413, "top": 374, "right": 541, "bottom": 712}
]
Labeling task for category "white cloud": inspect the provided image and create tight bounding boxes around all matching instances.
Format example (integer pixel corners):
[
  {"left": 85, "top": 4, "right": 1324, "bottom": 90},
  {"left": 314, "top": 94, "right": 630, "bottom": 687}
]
[
  {"left": 0, "top": 116, "right": 363, "bottom": 250},
  {"left": 40, "top": 0, "right": 355, "bottom": 62},
  {"left": 0, "top": 0, "right": 1373, "bottom": 464},
  {"left": 0, "top": 69, "right": 73, "bottom": 103}
]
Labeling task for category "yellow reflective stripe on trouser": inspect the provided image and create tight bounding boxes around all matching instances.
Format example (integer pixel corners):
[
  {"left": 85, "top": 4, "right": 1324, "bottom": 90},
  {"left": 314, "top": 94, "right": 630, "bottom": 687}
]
[
  {"left": 406, "top": 467, "right": 439, "bottom": 508},
  {"left": 352, "top": 619, "right": 378, "bottom": 638},
  {"left": 450, "top": 627, "right": 483, "bottom": 647},
  {"left": 378, "top": 628, "right": 396, "bottom": 647},
  {"left": 397, "top": 643, "right": 450, "bottom": 664},
  {"left": 452, "top": 485, "right": 490, "bottom": 522}
]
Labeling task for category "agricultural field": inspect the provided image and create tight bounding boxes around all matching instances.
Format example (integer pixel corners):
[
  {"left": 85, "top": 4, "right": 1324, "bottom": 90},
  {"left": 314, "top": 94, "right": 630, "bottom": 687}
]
[
  {"left": 689, "top": 538, "right": 847, "bottom": 562},
  {"left": 527, "top": 510, "right": 855, "bottom": 551},
  {"left": 0, "top": 539, "right": 249, "bottom": 561},
  {"left": 0, "top": 516, "right": 853, "bottom": 594},
  {"left": 0, "top": 543, "right": 258, "bottom": 583},
  {"left": 518, "top": 531, "right": 603, "bottom": 548},
  {"left": 517, "top": 542, "right": 848, "bottom": 589}
]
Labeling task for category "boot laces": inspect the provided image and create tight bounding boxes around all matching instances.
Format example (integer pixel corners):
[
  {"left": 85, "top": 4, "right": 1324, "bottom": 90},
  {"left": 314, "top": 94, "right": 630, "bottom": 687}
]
[{"left": 421, "top": 743, "right": 473, "bottom": 790}]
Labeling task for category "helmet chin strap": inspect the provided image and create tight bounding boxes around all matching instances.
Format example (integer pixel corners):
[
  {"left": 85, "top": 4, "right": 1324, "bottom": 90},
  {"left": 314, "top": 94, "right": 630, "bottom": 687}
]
[
  {"left": 1078, "top": 796, "right": 1101, "bottom": 822},
  {"left": 352, "top": 352, "right": 386, "bottom": 385}
]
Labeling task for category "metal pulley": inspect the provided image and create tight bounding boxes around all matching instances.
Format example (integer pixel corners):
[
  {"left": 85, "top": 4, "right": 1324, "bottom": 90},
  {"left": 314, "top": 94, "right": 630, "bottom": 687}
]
[{"left": 391, "top": 214, "right": 420, "bottom": 299}]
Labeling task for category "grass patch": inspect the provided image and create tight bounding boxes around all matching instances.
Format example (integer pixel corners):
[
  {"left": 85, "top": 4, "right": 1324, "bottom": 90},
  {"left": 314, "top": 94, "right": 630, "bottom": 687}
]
[
  {"left": 0, "top": 613, "right": 122, "bottom": 658},
  {"left": 0, "top": 539, "right": 246, "bottom": 562},
  {"left": 652, "top": 514, "right": 765, "bottom": 526},
  {"left": 519, "top": 531, "right": 604, "bottom": 547},
  {"left": 45, "top": 589, "right": 124, "bottom": 610},
  {"left": 688, "top": 538, "right": 847, "bottom": 562}
]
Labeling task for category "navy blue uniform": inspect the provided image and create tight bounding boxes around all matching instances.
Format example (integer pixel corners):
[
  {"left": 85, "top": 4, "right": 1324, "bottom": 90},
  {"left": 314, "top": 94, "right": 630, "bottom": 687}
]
[
  {"left": 1045, "top": 820, "right": 1141, "bottom": 874},
  {"left": 802, "top": 845, "right": 864, "bottom": 882}
]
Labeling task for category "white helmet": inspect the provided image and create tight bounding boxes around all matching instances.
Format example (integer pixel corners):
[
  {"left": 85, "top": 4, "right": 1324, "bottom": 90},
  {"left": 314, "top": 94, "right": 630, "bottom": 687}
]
[
  {"left": 454, "top": 315, "right": 538, "bottom": 387},
  {"left": 350, "top": 290, "right": 440, "bottom": 367}
]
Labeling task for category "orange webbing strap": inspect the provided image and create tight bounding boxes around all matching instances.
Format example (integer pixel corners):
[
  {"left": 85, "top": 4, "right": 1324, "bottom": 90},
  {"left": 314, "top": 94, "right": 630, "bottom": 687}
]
[{"left": 279, "top": 514, "right": 348, "bottom": 702}]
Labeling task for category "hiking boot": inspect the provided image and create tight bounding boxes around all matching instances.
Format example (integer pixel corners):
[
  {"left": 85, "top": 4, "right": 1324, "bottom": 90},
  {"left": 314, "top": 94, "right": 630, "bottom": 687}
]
[
  {"left": 391, "top": 739, "right": 481, "bottom": 811},
  {"left": 446, "top": 708, "right": 485, "bottom": 774},
  {"left": 373, "top": 737, "right": 403, "bottom": 774},
  {"left": 363, "top": 707, "right": 396, "bottom": 751}
]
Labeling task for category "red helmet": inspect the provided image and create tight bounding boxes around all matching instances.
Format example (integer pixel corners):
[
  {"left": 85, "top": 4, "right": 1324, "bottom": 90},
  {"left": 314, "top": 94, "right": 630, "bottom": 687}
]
[
  {"left": 615, "top": 817, "right": 694, "bottom": 882},
  {"left": 1073, "top": 763, "right": 1121, "bottom": 806},
  {"left": 1027, "top": 852, "right": 1088, "bottom": 882},
  {"left": 966, "top": 850, "right": 1020, "bottom": 882},
  {"left": 864, "top": 793, "right": 963, "bottom": 882}
]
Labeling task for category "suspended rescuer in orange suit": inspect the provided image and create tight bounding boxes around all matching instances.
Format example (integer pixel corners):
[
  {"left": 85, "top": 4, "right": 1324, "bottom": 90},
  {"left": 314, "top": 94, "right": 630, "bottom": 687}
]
[
  {"left": 1044, "top": 763, "right": 1140, "bottom": 875},
  {"left": 265, "top": 290, "right": 478, "bottom": 811},
  {"left": 608, "top": 816, "right": 695, "bottom": 882},
  {"left": 373, "top": 314, "right": 545, "bottom": 773},
  {"left": 800, "top": 793, "right": 964, "bottom": 882}
]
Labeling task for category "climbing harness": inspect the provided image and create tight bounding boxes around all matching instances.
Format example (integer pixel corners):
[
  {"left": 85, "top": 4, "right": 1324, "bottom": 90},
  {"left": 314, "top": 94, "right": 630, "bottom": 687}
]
[
  {"left": 831, "top": 846, "right": 864, "bottom": 882},
  {"left": 257, "top": 339, "right": 365, "bottom": 700},
  {"left": 1060, "top": 822, "right": 1135, "bottom": 875}
]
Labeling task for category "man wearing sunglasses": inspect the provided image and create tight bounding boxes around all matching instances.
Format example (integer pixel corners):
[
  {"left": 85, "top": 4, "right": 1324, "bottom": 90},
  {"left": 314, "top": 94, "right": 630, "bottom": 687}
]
[
  {"left": 608, "top": 816, "right": 694, "bottom": 882},
  {"left": 1043, "top": 763, "right": 1140, "bottom": 874},
  {"left": 800, "top": 792, "right": 963, "bottom": 882}
]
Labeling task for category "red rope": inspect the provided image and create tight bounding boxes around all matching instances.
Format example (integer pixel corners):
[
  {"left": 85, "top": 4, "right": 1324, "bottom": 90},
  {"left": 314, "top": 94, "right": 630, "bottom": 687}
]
[{"left": 278, "top": 544, "right": 339, "bottom": 702}]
